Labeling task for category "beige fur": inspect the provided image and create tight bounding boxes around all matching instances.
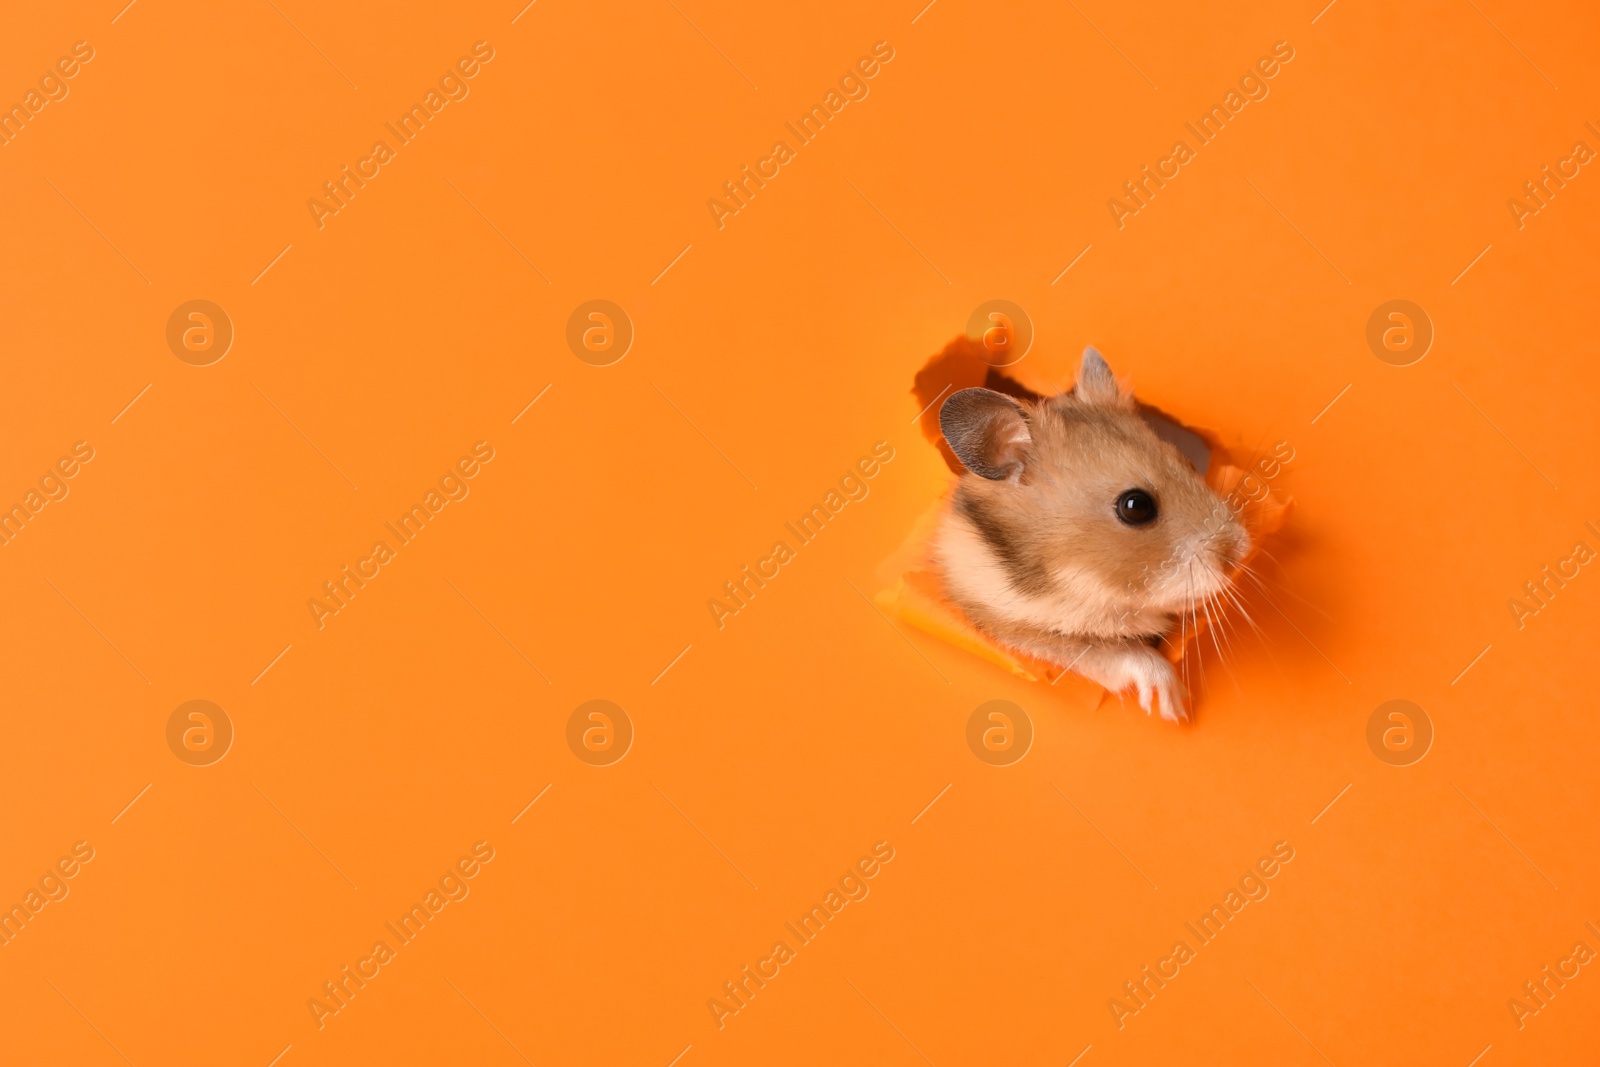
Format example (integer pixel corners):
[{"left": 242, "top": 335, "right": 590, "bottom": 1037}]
[{"left": 934, "top": 349, "right": 1248, "bottom": 722}]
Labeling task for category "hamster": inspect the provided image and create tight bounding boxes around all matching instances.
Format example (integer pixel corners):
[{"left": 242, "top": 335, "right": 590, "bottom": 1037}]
[{"left": 934, "top": 347, "right": 1249, "bottom": 723}]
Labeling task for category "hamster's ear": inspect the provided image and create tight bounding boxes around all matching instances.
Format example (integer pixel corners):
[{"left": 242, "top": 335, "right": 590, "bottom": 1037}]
[
  {"left": 939, "top": 388, "right": 1031, "bottom": 480},
  {"left": 1076, "top": 346, "right": 1120, "bottom": 405}
]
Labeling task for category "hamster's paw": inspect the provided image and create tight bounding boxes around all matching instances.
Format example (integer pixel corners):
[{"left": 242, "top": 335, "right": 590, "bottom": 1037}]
[
  {"left": 1150, "top": 664, "right": 1188, "bottom": 724},
  {"left": 1126, "top": 650, "right": 1186, "bottom": 724},
  {"left": 1077, "top": 644, "right": 1189, "bottom": 724}
]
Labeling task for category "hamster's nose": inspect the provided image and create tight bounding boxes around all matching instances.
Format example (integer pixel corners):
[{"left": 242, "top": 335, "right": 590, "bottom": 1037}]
[{"left": 1206, "top": 519, "right": 1251, "bottom": 570}]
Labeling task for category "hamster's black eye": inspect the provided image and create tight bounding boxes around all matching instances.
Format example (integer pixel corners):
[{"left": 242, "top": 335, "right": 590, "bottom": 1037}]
[{"left": 1116, "top": 489, "right": 1158, "bottom": 526}]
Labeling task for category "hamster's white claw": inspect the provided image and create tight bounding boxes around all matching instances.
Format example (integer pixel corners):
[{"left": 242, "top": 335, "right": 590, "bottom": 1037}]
[
  {"left": 1144, "top": 655, "right": 1187, "bottom": 724},
  {"left": 1070, "top": 643, "right": 1188, "bottom": 724},
  {"left": 1154, "top": 675, "right": 1189, "bottom": 724}
]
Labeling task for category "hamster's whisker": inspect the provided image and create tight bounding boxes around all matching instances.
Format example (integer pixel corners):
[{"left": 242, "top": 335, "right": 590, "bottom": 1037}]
[
  {"left": 1203, "top": 591, "right": 1227, "bottom": 665},
  {"left": 1219, "top": 584, "right": 1263, "bottom": 636},
  {"left": 1234, "top": 563, "right": 1271, "bottom": 593},
  {"left": 1222, "top": 598, "right": 1260, "bottom": 639},
  {"left": 1215, "top": 592, "right": 1244, "bottom": 649},
  {"left": 1231, "top": 581, "right": 1280, "bottom": 634},
  {"left": 1184, "top": 560, "right": 1204, "bottom": 684},
  {"left": 1217, "top": 576, "right": 1250, "bottom": 612},
  {"left": 1241, "top": 561, "right": 1334, "bottom": 621},
  {"left": 1208, "top": 590, "right": 1232, "bottom": 646},
  {"left": 1178, "top": 570, "right": 1193, "bottom": 692},
  {"left": 1189, "top": 564, "right": 1205, "bottom": 688},
  {"left": 1223, "top": 596, "right": 1247, "bottom": 652},
  {"left": 1235, "top": 563, "right": 1273, "bottom": 594},
  {"left": 1207, "top": 591, "right": 1246, "bottom": 698},
  {"left": 1247, "top": 546, "right": 1284, "bottom": 568}
]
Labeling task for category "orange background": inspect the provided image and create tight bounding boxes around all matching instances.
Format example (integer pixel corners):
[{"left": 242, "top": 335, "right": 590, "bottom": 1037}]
[{"left": 2, "top": 0, "right": 1598, "bottom": 1064}]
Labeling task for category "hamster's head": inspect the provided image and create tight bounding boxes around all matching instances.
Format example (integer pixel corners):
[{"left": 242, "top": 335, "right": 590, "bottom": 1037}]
[{"left": 938, "top": 348, "right": 1249, "bottom": 625}]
